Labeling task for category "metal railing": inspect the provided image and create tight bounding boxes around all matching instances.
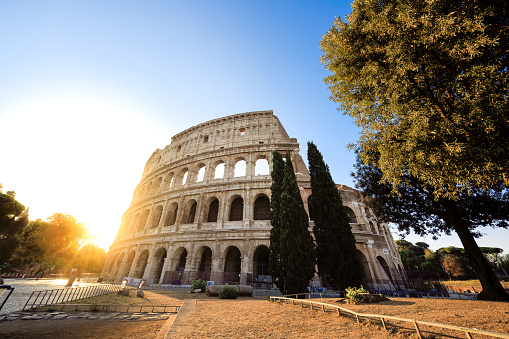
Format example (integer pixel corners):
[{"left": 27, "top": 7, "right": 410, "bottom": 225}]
[
  {"left": 23, "top": 284, "right": 123, "bottom": 311},
  {"left": 31, "top": 303, "right": 180, "bottom": 313},
  {"left": 269, "top": 295, "right": 509, "bottom": 339}
]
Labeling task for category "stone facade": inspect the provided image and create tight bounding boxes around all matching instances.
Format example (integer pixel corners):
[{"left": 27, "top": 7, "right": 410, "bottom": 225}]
[{"left": 102, "top": 110, "right": 407, "bottom": 290}]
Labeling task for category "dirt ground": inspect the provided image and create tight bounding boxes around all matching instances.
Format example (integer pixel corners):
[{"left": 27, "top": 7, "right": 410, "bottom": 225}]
[{"left": 1, "top": 292, "right": 509, "bottom": 338}]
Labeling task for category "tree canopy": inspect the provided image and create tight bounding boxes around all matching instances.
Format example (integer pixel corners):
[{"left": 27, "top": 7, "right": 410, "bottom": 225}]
[
  {"left": 352, "top": 152, "right": 509, "bottom": 300},
  {"left": 321, "top": 0, "right": 509, "bottom": 198},
  {"left": 0, "top": 188, "right": 29, "bottom": 265}
]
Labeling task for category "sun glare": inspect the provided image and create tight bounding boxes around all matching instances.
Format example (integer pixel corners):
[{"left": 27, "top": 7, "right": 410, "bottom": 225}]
[{"left": 1, "top": 96, "right": 168, "bottom": 250}]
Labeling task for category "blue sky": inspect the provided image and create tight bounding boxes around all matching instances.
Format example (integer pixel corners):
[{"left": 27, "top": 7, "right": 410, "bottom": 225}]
[{"left": 1, "top": 1, "right": 507, "bottom": 254}]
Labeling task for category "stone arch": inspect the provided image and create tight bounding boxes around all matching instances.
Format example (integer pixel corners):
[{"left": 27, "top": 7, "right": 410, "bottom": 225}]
[
  {"left": 113, "top": 251, "right": 125, "bottom": 280},
  {"left": 182, "top": 199, "right": 198, "bottom": 224},
  {"left": 205, "top": 197, "right": 220, "bottom": 222},
  {"left": 356, "top": 249, "right": 371, "bottom": 284},
  {"left": 151, "top": 205, "right": 163, "bottom": 228},
  {"left": 133, "top": 249, "right": 149, "bottom": 279},
  {"left": 138, "top": 209, "right": 150, "bottom": 231},
  {"left": 175, "top": 168, "right": 189, "bottom": 186},
  {"left": 152, "top": 177, "right": 163, "bottom": 195},
  {"left": 145, "top": 181, "right": 153, "bottom": 197},
  {"left": 253, "top": 194, "right": 270, "bottom": 220},
  {"left": 195, "top": 163, "right": 206, "bottom": 182},
  {"left": 196, "top": 246, "right": 213, "bottom": 281},
  {"left": 233, "top": 158, "right": 247, "bottom": 177},
  {"left": 255, "top": 158, "right": 269, "bottom": 176},
  {"left": 128, "top": 213, "right": 139, "bottom": 235},
  {"left": 166, "top": 247, "right": 188, "bottom": 284},
  {"left": 377, "top": 256, "right": 394, "bottom": 285},
  {"left": 213, "top": 161, "right": 225, "bottom": 179},
  {"left": 151, "top": 247, "right": 167, "bottom": 283},
  {"left": 223, "top": 246, "right": 241, "bottom": 283},
  {"left": 166, "top": 172, "right": 175, "bottom": 189},
  {"left": 164, "top": 202, "right": 178, "bottom": 226},
  {"left": 345, "top": 206, "right": 358, "bottom": 223},
  {"left": 229, "top": 196, "right": 244, "bottom": 221},
  {"left": 120, "top": 250, "right": 136, "bottom": 279},
  {"left": 253, "top": 245, "right": 270, "bottom": 283}
]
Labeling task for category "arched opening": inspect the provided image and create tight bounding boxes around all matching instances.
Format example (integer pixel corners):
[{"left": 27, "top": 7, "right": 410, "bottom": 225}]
[
  {"left": 377, "top": 256, "right": 394, "bottom": 285},
  {"left": 133, "top": 250, "right": 149, "bottom": 279},
  {"left": 203, "top": 135, "right": 209, "bottom": 143},
  {"left": 369, "top": 221, "right": 377, "bottom": 234},
  {"left": 183, "top": 200, "right": 197, "bottom": 224},
  {"left": 229, "top": 197, "right": 244, "bottom": 221},
  {"left": 307, "top": 195, "right": 314, "bottom": 221},
  {"left": 253, "top": 195, "right": 270, "bottom": 220},
  {"left": 234, "top": 159, "right": 246, "bottom": 177},
  {"left": 255, "top": 158, "right": 269, "bottom": 175},
  {"left": 196, "top": 247, "right": 212, "bottom": 281},
  {"left": 113, "top": 252, "right": 125, "bottom": 280},
  {"left": 345, "top": 206, "right": 358, "bottom": 223},
  {"left": 164, "top": 202, "right": 178, "bottom": 226},
  {"left": 214, "top": 162, "right": 225, "bottom": 179},
  {"left": 151, "top": 205, "right": 163, "bottom": 228},
  {"left": 253, "top": 245, "right": 271, "bottom": 283},
  {"left": 181, "top": 170, "right": 189, "bottom": 185},
  {"left": 138, "top": 210, "right": 150, "bottom": 231},
  {"left": 239, "top": 128, "right": 246, "bottom": 136},
  {"left": 152, "top": 177, "right": 162, "bottom": 194},
  {"left": 356, "top": 250, "right": 371, "bottom": 285},
  {"left": 196, "top": 165, "right": 205, "bottom": 182},
  {"left": 207, "top": 198, "right": 219, "bottom": 222},
  {"left": 152, "top": 248, "right": 167, "bottom": 283},
  {"left": 164, "top": 248, "right": 187, "bottom": 285},
  {"left": 224, "top": 246, "right": 241, "bottom": 283},
  {"left": 145, "top": 182, "right": 153, "bottom": 196},
  {"left": 166, "top": 172, "right": 175, "bottom": 189},
  {"left": 120, "top": 251, "right": 136, "bottom": 279}
]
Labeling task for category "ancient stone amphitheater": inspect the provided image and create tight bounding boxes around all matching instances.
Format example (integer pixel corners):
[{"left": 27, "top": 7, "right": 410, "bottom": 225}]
[{"left": 102, "top": 110, "right": 407, "bottom": 290}]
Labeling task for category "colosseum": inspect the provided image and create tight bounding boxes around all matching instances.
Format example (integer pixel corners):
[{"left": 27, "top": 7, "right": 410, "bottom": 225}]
[{"left": 102, "top": 110, "right": 407, "bottom": 290}]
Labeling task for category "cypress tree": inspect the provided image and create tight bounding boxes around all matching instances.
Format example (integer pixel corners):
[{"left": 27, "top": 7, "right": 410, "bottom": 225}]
[
  {"left": 307, "top": 142, "right": 363, "bottom": 290},
  {"left": 269, "top": 151, "right": 285, "bottom": 292},
  {"left": 278, "top": 150, "right": 316, "bottom": 295}
]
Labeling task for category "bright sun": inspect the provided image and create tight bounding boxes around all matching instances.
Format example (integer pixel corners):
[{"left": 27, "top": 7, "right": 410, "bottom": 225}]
[{"left": 0, "top": 96, "right": 168, "bottom": 250}]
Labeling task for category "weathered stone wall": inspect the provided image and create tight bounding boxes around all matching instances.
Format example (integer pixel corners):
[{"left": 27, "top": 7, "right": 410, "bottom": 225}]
[{"left": 102, "top": 111, "right": 407, "bottom": 290}]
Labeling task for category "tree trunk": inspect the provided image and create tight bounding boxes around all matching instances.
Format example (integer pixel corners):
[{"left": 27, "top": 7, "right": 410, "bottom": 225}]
[{"left": 445, "top": 201, "right": 509, "bottom": 301}]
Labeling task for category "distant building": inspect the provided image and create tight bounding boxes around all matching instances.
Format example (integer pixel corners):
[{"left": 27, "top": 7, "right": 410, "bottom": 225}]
[{"left": 102, "top": 111, "right": 407, "bottom": 290}]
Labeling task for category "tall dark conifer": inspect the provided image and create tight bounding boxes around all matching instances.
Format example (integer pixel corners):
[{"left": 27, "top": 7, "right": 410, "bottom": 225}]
[
  {"left": 278, "top": 151, "right": 316, "bottom": 294},
  {"left": 307, "top": 142, "right": 363, "bottom": 290},
  {"left": 269, "top": 151, "right": 285, "bottom": 291}
]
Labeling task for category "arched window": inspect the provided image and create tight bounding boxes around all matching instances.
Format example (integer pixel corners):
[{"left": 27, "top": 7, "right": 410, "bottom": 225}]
[
  {"left": 229, "top": 197, "right": 244, "bottom": 221},
  {"left": 196, "top": 165, "right": 205, "bottom": 182},
  {"left": 207, "top": 198, "right": 219, "bottom": 222},
  {"left": 186, "top": 201, "right": 197, "bottom": 224},
  {"left": 224, "top": 246, "right": 241, "bottom": 283},
  {"left": 152, "top": 177, "right": 162, "bottom": 194},
  {"left": 234, "top": 159, "right": 246, "bottom": 177},
  {"left": 181, "top": 170, "right": 188, "bottom": 185},
  {"left": 254, "top": 196, "right": 270, "bottom": 220},
  {"left": 138, "top": 210, "right": 150, "bottom": 230},
  {"left": 239, "top": 128, "right": 246, "bottom": 136},
  {"left": 151, "top": 205, "right": 163, "bottom": 228},
  {"left": 203, "top": 135, "right": 209, "bottom": 143},
  {"left": 345, "top": 206, "right": 358, "bottom": 223},
  {"left": 164, "top": 203, "right": 178, "bottom": 226},
  {"left": 255, "top": 158, "right": 269, "bottom": 175},
  {"left": 167, "top": 172, "right": 175, "bottom": 189},
  {"left": 214, "top": 163, "right": 225, "bottom": 179},
  {"left": 253, "top": 245, "right": 270, "bottom": 282}
]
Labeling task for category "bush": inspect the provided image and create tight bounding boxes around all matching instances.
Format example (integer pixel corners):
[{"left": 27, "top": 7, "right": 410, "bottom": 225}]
[
  {"left": 218, "top": 286, "right": 238, "bottom": 299},
  {"left": 190, "top": 279, "right": 207, "bottom": 293},
  {"left": 345, "top": 285, "right": 367, "bottom": 304}
]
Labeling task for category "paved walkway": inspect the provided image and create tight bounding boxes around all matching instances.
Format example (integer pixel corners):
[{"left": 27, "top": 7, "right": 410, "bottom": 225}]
[{"left": 0, "top": 310, "right": 171, "bottom": 322}]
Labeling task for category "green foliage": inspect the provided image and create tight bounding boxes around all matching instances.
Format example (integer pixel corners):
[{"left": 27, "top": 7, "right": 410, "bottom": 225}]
[
  {"left": 352, "top": 153, "right": 509, "bottom": 300},
  {"left": 269, "top": 151, "right": 316, "bottom": 295},
  {"left": 218, "top": 286, "right": 238, "bottom": 299},
  {"left": 73, "top": 244, "right": 107, "bottom": 273},
  {"left": 307, "top": 141, "right": 362, "bottom": 290},
  {"left": 345, "top": 286, "right": 367, "bottom": 304},
  {"left": 0, "top": 188, "right": 29, "bottom": 266},
  {"left": 321, "top": 0, "right": 509, "bottom": 198},
  {"left": 189, "top": 279, "right": 207, "bottom": 293}
]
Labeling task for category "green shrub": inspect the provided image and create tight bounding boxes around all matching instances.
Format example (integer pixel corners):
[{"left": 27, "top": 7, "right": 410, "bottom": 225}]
[
  {"left": 190, "top": 279, "right": 207, "bottom": 293},
  {"left": 218, "top": 286, "right": 238, "bottom": 299},
  {"left": 345, "top": 285, "right": 367, "bottom": 304}
]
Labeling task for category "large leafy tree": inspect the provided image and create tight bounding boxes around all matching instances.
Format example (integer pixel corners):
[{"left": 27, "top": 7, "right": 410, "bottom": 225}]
[
  {"left": 321, "top": 0, "right": 509, "bottom": 198},
  {"left": 353, "top": 153, "right": 509, "bottom": 300},
  {"left": 270, "top": 151, "right": 316, "bottom": 295},
  {"left": 0, "top": 187, "right": 29, "bottom": 266},
  {"left": 307, "top": 142, "right": 362, "bottom": 289}
]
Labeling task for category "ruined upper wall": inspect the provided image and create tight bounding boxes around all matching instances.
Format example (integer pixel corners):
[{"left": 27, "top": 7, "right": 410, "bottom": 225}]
[{"left": 142, "top": 111, "right": 298, "bottom": 177}]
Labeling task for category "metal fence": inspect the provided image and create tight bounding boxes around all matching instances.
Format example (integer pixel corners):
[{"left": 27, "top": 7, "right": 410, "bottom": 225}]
[{"left": 23, "top": 284, "right": 123, "bottom": 311}]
